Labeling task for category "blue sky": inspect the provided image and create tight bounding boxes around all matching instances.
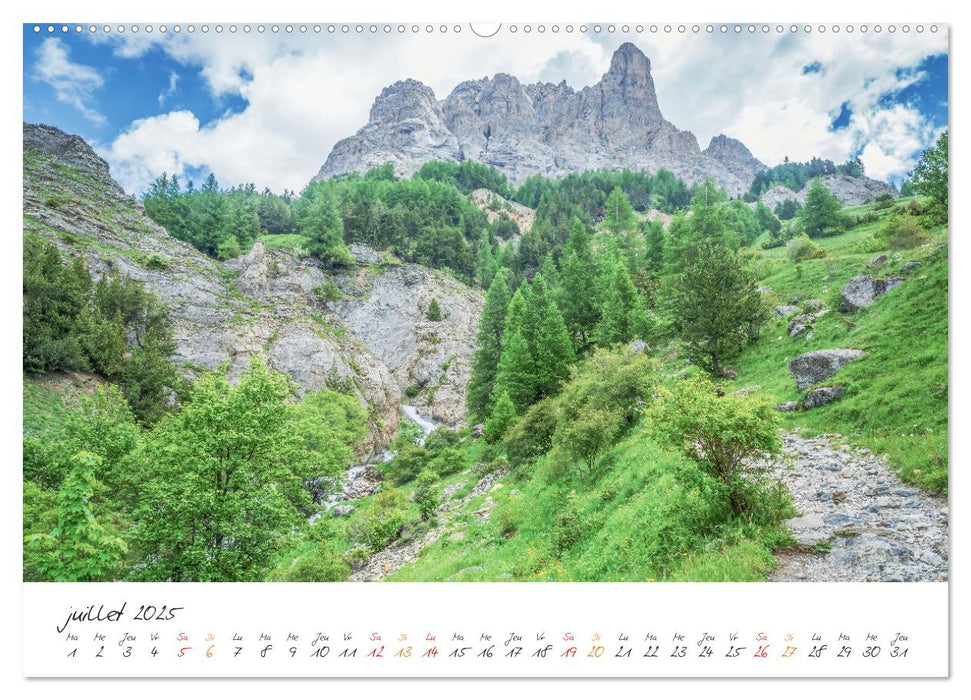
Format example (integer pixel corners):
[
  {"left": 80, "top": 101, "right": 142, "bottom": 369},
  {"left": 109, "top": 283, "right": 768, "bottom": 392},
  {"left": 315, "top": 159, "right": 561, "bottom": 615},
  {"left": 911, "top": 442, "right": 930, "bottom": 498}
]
[{"left": 23, "top": 24, "right": 948, "bottom": 194}]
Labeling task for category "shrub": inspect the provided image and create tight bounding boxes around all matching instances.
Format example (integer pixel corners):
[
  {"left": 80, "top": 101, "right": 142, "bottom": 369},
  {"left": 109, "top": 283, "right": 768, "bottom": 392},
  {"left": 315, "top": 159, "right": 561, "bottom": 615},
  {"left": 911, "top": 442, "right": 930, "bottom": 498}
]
[
  {"left": 384, "top": 445, "right": 428, "bottom": 486},
  {"left": 876, "top": 213, "right": 930, "bottom": 250},
  {"left": 346, "top": 487, "right": 409, "bottom": 551},
  {"left": 504, "top": 397, "right": 559, "bottom": 467},
  {"left": 313, "top": 281, "right": 343, "bottom": 304},
  {"left": 426, "top": 446, "right": 466, "bottom": 478},
  {"left": 649, "top": 375, "right": 782, "bottom": 516},
  {"left": 270, "top": 545, "right": 349, "bottom": 582},
  {"left": 873, "top": 193, "right": 895, "bottom": 210},
  {"left": 553, "top": 407, "right": 623, "bottom": 473},
  {"left": 787, "top": 234, "right": 826, "bottom": 262},
  {"left": 423, "top": 428, "right": 464, "bottom": 452},
  {"left": 145, "top": 254, "right": 169, "bottom": 271},
  {"left": 413, "top": 470, "right": 440, "bottom": 521}
]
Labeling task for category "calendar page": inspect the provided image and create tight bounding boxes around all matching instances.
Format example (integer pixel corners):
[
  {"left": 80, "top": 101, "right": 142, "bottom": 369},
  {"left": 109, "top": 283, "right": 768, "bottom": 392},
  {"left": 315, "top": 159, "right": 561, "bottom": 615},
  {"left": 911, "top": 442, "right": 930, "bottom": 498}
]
[{"left": 18, "top": 17, "right": 950, "bottom": 680}]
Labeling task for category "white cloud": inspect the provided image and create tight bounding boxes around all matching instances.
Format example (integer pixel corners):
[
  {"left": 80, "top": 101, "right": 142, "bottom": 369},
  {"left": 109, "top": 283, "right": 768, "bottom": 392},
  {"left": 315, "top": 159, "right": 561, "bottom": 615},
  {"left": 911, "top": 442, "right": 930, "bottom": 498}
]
[
  {"left": 157, "top": 71, "right": 180, "bottom": 106},
  {"left": 92, "top": 29, "right": 947, "bottom": 194},
  {"left": 33, "top": 38, "right": 105, "bottom": 125}
]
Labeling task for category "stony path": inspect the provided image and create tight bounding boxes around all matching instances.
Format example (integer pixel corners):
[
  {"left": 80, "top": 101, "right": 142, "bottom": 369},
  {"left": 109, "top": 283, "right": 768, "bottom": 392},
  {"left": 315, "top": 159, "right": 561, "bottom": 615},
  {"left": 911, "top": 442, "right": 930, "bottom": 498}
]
[{"left": 757, "top": 431, "right": 948, "bottom": 582}]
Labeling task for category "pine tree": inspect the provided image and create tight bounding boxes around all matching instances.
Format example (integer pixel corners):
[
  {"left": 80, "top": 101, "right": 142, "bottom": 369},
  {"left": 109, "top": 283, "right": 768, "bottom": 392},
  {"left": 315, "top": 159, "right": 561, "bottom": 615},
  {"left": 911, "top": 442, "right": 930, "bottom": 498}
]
[
  {"left": 558, "top": 218, "right": 600, "bottom": 351},
  {"left": 303, "top": 189, "right": 353, "bottom": 266},
  {"left": 474, "top": 230, "right": 499, "bottom": 289},
  {"left": 643, "top": 220, "right": 666, "bottom": 272},
  {"left": 425, "top": 298, "right": 443, "bottom": 321},
  {"left": 522, "top": 275, "right": 575, "bottom": 400},
  {"left": 595, "top": 259, "right": 644, "bottom": 346},
  {"left": 540, "top": 253, "right": 559, "bottom": 290},
  {"left": 603, "top": 187, "right": 637, "bottom": 234},
  {"left": 495, "top": 289, "right": 536, "bottom": 411},
  {"left": 495, "top": 324, "right": 534, "bottom": 412},
  {"left": 467, "top": 271, "right": 511, "bottom": 422},
  {"left": 484, "top": 391, "right": 517, "bottom": 443},
  {"left": 801, "top": 179, "right": 844, "bottom": 237},
  {"left": 671, "top": 241, "right": 761, "bottom": 374}
]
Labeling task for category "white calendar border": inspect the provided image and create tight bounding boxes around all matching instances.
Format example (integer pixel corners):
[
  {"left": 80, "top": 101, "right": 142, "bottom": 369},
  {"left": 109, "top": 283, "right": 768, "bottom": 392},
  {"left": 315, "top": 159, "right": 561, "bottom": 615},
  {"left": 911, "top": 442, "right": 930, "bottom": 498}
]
[{"left": 4, "top": 0, "right": 963, "bottom": 695}]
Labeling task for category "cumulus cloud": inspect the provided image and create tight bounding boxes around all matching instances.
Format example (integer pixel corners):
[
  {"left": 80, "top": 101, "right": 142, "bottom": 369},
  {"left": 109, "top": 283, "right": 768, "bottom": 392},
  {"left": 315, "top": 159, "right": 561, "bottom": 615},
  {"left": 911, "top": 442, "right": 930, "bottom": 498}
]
[
  {"left": 92, "top": 28, "right": 947, "bottom": 193},
  {"left": 33, "top": 38, "right": 105, "bottom": 125}
]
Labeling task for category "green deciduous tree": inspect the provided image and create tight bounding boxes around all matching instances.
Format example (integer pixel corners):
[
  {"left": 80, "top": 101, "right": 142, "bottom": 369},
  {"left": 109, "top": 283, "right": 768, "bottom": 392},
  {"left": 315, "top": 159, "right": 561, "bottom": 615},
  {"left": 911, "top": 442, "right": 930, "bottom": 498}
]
[
  {"left": 25, "top": 451, "right": 128, "bottom": 581},
  {"left": 650, "top": 375, "right": 781, "bottom": 516},
  {"left": 130, "top": 361, "right": 322, "bottom": 582},
  {"left": 911, "top": 130, "right": 948, "bottom": 223}
]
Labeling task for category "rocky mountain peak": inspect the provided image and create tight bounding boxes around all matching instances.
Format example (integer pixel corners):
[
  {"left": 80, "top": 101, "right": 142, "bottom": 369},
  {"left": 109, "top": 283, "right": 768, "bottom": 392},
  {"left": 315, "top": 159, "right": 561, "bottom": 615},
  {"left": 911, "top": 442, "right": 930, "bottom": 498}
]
[
  {"left": 23, "top": 123, "right": 117, "bottom": 189},
  {"left": 315, "top": 43, "right": 765, "bottom": 195},
  {"left": 368, "top": 79, "right": 441, "bottom": 123},
  {"left": 704, "top": 134, "right": 756, "bottom": 160},
  {"left": 601, "top": 42, "right": 658, "bottom": 106}
]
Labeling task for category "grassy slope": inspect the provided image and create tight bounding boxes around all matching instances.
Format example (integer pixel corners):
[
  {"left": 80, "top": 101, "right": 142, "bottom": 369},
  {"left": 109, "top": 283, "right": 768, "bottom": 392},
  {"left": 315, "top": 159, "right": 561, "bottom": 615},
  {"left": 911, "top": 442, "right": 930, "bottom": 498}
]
[
  {"left": 734, "top": 201, "right": 948, "bottom": 492},
  {"left": 381, "top": 433, "right": 790, "bottom": 583}
]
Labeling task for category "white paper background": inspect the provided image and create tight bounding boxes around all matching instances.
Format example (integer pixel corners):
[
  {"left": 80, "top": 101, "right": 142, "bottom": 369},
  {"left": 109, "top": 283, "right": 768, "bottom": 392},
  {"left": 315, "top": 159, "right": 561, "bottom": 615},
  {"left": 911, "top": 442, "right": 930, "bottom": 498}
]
[{"left": 2, "top": 0, "right": 962, "bottom": 697}]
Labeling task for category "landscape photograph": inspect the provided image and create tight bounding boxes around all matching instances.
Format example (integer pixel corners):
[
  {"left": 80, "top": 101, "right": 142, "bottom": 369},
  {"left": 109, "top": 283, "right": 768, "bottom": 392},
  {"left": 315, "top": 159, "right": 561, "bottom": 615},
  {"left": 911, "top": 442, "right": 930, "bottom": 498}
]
[{"left": 22, "top": 25, "right": 948, "bottom": 584}]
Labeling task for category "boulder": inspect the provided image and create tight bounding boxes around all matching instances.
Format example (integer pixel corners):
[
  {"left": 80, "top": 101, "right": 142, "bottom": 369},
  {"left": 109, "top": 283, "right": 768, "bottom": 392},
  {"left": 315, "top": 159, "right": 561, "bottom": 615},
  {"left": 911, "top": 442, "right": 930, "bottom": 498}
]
[
  {"left": 788, "top": 349, "right": 866, "bottom": 390},
  {"left": 788, "top": 313, "right": 815, "bottom": 337},
  {"left": 721, "top": 368, "right": 738, "bottom": 380},
  {"left": 803, "top": 298, "right": 825, "bottom": 312},
  {"left": 803, "top": 386, "right": 846, "bottom": 409},
  {"left": 839, "top": 275, "right": 904, "bottom": 312},
  {"left": 773, "top": 304, "right": 801, "bottom": 318},
  {"left": 867, "top": 254, "right": 888, "bottom": 269},
  {"left": 774, "top": 401, "right": 800, "bottom": 412}
]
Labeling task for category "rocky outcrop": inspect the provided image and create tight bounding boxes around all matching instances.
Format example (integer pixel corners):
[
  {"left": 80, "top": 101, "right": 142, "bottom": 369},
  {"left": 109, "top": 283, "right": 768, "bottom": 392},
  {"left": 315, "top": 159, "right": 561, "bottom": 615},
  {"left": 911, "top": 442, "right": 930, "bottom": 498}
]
[
  {"left": 840, "top": 275, "right": 904, "bottom": 312},
  {"left": 316, "top": 43, "right": 765, "bottom": 196},
  {"left": 469, "top": 188, "right": 535, "bottom": 234},
  {"left": 333, "top": 263, "right": 483, "bottom": 426},
  {"left": 760, "top": 174, "right": 896, "bottom": 210},
  {"left": 788, "top": 349, "right": 866, "bottom": 391},
  {"left": 23, "top": 123, "right": 483, "bottom": 452}
]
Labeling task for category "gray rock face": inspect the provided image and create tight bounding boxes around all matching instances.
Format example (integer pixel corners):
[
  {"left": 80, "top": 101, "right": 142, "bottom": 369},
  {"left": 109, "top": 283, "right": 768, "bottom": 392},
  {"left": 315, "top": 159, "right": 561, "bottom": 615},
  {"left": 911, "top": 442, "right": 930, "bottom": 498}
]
[
  {"left": 840, "top": 275, "right": 904, "bottom": 312},
  {"left": 789, "top": 349, "right": 866, "bottom": 390},
  {"left": 23, "top": 123, "right": 483, "bottom": 452},
  {"left": 803, "top": 386, "right": 845, "bottom": 409},
  {"left": 333, "top": 263, "right": 483, "bottom": 426},
  {"left": 760, "top": 174, "right": 896, "bottom": 209},
  {"left": 316, "top": 43, "right": 764, "bottom": 195},
  {"left": 774, "top": 401, "right": 800, "bottom": 412}
]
